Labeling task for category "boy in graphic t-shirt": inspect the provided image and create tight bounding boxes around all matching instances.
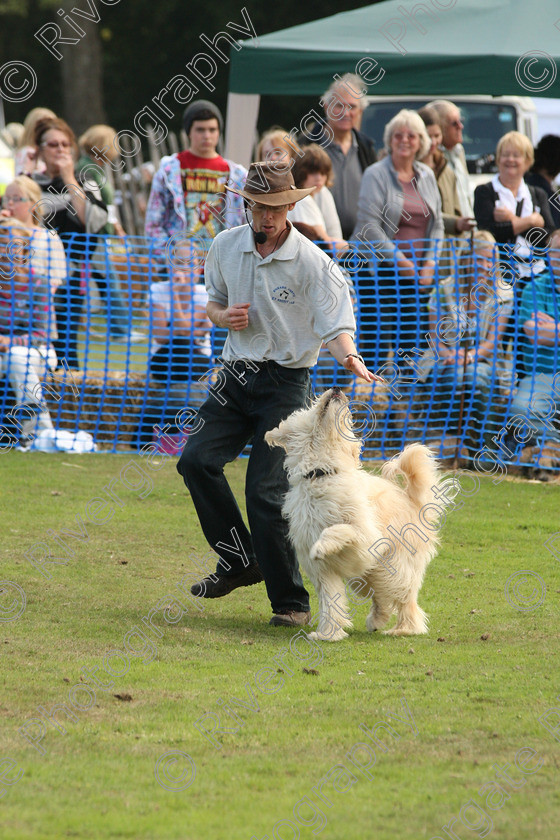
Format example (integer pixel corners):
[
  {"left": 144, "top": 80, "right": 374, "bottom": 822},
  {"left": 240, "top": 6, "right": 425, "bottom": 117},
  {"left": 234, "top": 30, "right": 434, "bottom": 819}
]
[
  {"left": 177, "top": 149, "right": 230, "bottom": 243},
  {"left": 145, "top": 100, "right": 247, "bottom": 265}
]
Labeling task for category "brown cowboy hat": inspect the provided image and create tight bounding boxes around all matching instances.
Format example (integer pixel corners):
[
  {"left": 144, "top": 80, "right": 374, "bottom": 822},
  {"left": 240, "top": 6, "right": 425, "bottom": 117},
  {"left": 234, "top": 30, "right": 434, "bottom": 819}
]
[{"left": 225, "top": 160, "right": 315, "bottom": 206}]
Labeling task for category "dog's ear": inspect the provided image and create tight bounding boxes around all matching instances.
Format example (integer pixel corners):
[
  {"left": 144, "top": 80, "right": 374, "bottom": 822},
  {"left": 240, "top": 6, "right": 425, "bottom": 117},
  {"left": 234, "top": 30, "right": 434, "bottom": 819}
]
[{"left": 264, "top": 424, "right": 288, "bottom": 451}]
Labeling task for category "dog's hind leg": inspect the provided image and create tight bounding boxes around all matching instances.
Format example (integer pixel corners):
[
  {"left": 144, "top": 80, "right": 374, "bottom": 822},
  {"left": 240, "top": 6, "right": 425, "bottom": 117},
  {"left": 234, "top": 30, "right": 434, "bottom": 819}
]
[
  {"left": 384, "top": 600, "right": 428, "bottom": 636},
  {"left": 308, "top": 575, "right": 352, "bottom": 642},
  {"left": 309, "top": 524, "right": 359, "bottom": 563}
]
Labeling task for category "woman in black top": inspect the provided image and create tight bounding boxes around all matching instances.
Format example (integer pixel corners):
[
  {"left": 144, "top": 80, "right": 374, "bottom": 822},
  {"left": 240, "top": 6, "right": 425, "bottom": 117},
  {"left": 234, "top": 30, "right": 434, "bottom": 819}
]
[
  {"left": 32, "top": 117, "right": 107, "bottom": 369},
  {"left": 474, "top": 131, "right": 555, "bottom": 289},
  {"left": 474, "top": 131, "right": 555, "bottom": 376}
]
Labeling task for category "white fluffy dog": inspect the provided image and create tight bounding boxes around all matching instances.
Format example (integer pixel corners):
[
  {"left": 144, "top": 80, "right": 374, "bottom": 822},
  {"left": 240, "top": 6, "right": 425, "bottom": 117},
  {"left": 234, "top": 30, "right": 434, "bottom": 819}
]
[{"left": 265, "top": 387, "right": 449, "bottom": 641}]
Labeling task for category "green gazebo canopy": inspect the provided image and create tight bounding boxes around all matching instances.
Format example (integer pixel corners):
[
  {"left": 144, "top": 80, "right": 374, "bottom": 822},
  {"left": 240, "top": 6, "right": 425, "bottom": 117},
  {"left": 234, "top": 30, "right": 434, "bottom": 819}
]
[{"left": 229, "top": 0, "right": 560, "bottom": 97}]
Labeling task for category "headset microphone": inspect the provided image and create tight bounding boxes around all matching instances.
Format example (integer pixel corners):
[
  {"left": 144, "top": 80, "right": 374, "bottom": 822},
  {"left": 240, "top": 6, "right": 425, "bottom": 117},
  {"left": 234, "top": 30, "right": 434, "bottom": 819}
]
[{"left": 245, "top": 204, "right": 268, "bottom": 245}]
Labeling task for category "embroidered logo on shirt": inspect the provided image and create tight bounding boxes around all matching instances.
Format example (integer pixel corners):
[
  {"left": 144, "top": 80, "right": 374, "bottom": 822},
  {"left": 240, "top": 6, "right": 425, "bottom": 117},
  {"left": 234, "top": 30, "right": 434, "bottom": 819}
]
[{"left": 271, "top": 286, "right": 296, "bottom": 304}]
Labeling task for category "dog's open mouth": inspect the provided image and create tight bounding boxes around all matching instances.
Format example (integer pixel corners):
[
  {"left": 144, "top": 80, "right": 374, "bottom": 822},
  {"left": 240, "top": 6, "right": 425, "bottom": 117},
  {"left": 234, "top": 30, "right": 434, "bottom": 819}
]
[
  {"left": 318, "top": 387, "right": 343, "bottom": 421},
  {"left": 317, "top": 387, "right": 348, "bottom": 424}
]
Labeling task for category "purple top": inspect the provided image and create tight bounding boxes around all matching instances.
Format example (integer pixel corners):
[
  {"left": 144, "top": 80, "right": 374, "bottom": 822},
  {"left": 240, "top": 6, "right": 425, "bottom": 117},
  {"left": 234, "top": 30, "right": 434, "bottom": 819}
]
[
  {"left": 0, "top": 258, "right": 55, "bottom": 347},
  {"left": 395, "top": 179, "right": 431, "bottom": 260}
]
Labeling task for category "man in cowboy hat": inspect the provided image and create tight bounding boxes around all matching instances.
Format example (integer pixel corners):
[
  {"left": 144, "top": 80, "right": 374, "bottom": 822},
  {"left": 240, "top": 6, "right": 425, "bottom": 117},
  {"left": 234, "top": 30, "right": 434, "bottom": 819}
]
[{"left": 177, "top": 161, "right": 378, "bottom": 627}]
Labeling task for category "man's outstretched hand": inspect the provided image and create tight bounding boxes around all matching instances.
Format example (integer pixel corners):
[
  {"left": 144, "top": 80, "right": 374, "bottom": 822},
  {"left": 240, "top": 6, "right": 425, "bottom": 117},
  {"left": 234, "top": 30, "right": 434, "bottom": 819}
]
[{"left": 342, "top": 354, "right": 385, "bottom": 384}]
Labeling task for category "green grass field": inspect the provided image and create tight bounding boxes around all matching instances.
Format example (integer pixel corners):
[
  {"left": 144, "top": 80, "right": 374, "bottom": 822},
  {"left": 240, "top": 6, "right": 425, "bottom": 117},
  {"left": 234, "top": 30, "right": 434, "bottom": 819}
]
[
  {"left": 77, "top": 309, "right": 150, "bottom": 374},
  {"left": 1, "top": 452, "right": 559, "bottom": 840}
]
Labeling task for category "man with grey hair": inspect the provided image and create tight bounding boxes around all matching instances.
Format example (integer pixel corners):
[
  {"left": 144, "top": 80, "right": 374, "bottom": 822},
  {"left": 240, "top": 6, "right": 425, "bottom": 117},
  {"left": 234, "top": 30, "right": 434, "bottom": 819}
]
[
  {"left": 428, "top": 99, "right": 474, "bottom": 219},
  {"left": 303, "top": 74, "right": 376, "bottom": 239}
]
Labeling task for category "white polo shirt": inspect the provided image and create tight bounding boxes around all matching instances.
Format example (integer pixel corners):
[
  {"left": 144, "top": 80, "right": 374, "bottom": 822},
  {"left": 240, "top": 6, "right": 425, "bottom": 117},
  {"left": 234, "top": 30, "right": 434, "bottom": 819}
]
[{"left": 205, "top": 223, "right": 355, "bottom": 368}]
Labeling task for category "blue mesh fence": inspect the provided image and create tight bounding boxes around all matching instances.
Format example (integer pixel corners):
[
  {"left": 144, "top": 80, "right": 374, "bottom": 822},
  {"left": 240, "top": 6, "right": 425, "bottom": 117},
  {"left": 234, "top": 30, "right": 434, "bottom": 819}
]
[{"left": 0, "top": 230, "right": 559, "bottom": 474}]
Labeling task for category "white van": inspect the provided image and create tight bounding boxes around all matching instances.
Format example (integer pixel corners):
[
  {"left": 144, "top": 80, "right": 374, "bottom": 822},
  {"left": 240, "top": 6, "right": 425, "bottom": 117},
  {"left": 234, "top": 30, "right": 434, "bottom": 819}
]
[{"left": 361, "top": 95, "right": 540, "bottom": 188}]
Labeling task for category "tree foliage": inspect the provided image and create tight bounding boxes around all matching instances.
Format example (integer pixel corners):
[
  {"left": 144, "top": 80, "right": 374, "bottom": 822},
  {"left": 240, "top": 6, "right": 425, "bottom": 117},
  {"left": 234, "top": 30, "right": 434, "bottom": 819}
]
[
  {"left": 0, "top": 0, "right": 29, "bottom": 14},
  {"left": 1, "top": 0, "right": 381, "bottom": 137}
]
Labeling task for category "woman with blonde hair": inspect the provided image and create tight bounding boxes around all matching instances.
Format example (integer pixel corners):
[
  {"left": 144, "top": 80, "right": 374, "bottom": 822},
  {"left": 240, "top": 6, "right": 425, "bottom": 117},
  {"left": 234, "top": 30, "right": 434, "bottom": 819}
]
[
  {"left": 256, "top": 129, "right": 346, "bottom": 252},
  {"left": 474, "top": 130, "right": 555, "bottom": 286},
  {"left": 351, "top": 108, "right": 444, "bottom": 370},
  {"left": 256, "top": 127, "right": 298, "bottom": 165},
  {"left": 76, "top": 124, "right": 141, "bottom": 343},
  {"left": 474, "top": 130, "right": 557, "bottom": 377},
  {"left": 77, "top": 124, "right": 125, "bottom": 236},
  {"left": 0, "top": 217, "right": 58, "bottom": 444},
  {"left": 15, "top": 106, "right": 56, "bottom": 176},
  {"left": 0, "top": 175, "right": 66, "bottom": 292}
]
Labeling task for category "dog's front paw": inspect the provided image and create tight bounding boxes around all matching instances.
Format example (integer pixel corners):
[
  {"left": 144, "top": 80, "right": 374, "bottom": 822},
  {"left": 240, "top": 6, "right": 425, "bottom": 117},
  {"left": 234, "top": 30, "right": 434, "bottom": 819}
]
[
  {"left": 366, "top": 608, "right": 391, "bottom": 632},
  {"left": 307, "top": 628, "right": 349, "bottom": 642}
]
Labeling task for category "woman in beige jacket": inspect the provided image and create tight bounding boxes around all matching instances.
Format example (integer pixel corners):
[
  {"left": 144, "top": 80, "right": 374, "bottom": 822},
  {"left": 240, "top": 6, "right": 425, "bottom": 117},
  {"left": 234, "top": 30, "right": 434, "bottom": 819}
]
[{"left": 419, "top": 107, "right": 476, "bottom": 233}]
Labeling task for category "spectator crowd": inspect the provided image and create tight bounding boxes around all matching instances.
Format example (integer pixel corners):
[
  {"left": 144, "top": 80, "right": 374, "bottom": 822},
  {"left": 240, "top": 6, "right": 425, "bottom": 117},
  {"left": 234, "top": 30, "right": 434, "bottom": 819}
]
[{"left": 0, "top": 80, "right": 559, "bottom": 466}]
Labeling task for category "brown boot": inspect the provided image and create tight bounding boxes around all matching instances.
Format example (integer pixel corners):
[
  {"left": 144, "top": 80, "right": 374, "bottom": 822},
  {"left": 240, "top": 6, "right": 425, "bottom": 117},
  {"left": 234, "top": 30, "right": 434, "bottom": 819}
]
[{"left": 269, "top": 610, "right": 312, "bottom": 627}]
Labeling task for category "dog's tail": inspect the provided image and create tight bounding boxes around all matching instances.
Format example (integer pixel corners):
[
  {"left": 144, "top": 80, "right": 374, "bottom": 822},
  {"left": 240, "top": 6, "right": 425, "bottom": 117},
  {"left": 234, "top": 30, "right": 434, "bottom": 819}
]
[{"left": 382, "top": 443, "right": 441, "bottom": 513}]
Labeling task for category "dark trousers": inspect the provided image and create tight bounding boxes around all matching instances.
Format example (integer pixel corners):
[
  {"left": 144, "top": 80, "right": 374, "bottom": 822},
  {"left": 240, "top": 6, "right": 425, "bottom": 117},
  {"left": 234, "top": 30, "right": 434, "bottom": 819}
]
[
  {"left": 177, "top": 361, "right": 311, "bottom": 613},
  {"left": 356, "top": 268, "right": 430, "bottom": 372},
  {"left": 135, "top": 344, "right": 211, "bottom": 448},
  {"left": 52, "top": 274, "right": 83, "bottom": 371}
]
